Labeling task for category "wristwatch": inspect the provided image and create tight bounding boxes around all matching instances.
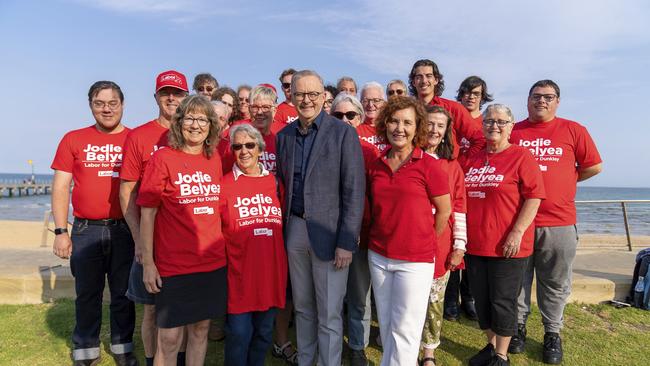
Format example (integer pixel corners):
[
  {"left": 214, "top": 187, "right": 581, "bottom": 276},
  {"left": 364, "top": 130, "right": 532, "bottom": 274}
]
[{"left": 54, "top": 228, "right": 68, "bottom": 235}]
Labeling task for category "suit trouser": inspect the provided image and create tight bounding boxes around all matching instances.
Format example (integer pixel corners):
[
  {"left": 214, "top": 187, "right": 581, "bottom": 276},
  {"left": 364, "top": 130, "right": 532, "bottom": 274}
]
[
  {"left": 345, "top": 247, "right": 372, "bottom": 351},
  {"left": 286, "top": 215, "right": 349, "bottom": 366},
  {"left": 368, "top": 250, "right": 434, "bottom": 366},
  {"left": 516, "top": 225, "right": 578, "bottom": 333},
  {"left": 70, "top": 219, "right": 135, "bottom": 361}
]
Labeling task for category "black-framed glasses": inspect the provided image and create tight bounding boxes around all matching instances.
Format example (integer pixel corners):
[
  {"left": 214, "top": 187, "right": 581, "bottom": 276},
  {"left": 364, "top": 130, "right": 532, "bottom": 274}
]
[
  {"left": 250, "top": 105, "right": 273, "bottom": 113},
  {"left": 361, "top": 98, "right": 384, "bottom": 105},
  {"left": 281, "top": 82, "right": 291, "bottom": 90},
  {"left": 482, "top": 119, "right": 511, "bottom": 127},
  {"left": 332, "top": 111, "right": 359, "bottom": 120},
  {"left": 387, "top": 89, "right": 405, "bottom": 96},
  {"left": 232, "top": 142, "right": 257, "bottom": 151},
  {"left": 530, "top": 94, "right": 557, "bottom": 102},
  {"left": 92, "top": 100, "right": 121, "bottom": 110},
  {"left": 182, "top": 117, "right": 210, "bottom": 127},
  {"left": 293, "top": 91, "right": 322, "bottom": 101}
]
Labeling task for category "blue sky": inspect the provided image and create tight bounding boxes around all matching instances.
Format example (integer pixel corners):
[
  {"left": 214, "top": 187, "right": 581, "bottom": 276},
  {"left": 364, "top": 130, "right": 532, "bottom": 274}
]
[{"left": 1, "top": 0, "right": 648, "bottom": 187}]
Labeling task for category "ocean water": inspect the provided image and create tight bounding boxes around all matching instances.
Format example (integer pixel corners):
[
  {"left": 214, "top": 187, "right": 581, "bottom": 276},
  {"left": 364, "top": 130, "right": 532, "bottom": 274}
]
[{"left": 1, "top": 173, "right": 649, "bottom": 235}]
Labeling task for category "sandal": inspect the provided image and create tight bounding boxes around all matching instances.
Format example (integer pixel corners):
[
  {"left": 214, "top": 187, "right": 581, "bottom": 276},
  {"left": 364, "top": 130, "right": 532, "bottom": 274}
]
[
  {"left": 272, "top": 341, "right": 298, "bottom": 365},
  {"left": 420, "top": 356, "right": 436, "bottom": 366}
]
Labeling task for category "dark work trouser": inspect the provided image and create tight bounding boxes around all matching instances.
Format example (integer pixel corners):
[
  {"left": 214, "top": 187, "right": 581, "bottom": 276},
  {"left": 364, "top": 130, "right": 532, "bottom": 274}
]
[
  {"left": 444, "top": 269, "right": 474, "bottom": 308},
  {"left": 70, "top": 219, "right": 135, "bottom": 361}
]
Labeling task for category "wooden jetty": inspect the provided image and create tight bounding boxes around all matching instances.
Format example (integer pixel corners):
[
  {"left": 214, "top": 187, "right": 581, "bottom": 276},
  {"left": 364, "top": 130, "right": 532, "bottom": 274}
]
[{"left": 0, "top": 182, "right": 52, "bottom": 197}]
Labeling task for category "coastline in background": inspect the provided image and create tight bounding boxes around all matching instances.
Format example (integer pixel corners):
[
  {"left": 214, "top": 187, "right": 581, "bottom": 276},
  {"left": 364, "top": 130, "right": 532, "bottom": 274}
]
[{"left": 1, "top": 173, "right": 649, "bottom": 236}]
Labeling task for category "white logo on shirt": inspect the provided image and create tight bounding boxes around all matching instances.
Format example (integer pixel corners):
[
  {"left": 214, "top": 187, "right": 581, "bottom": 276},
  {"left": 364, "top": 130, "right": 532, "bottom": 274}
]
[
  {"left": 233, "top": 194, "right": 281, "bottom": 219},
  {"left": 468, "top": 191, "right": 486, "bottom": 199},
  {"left": 465, "top": 165, "right": 504, "bottom": 188},
  {"left": 517, "top": 138, "right": 563, "bottom": 163},
  {"left": 173, "top": 171, "right": 220, "bottom": 198},
  {"left": 193, "top": 206, "right": 215, "bottom": 215},
  {"left": 259, "top": 151, "right": 276, "bottom": 172},
  {"left": 83, "top": 144, "right": 123, "bottom": 162},
  {"left": 254, "top": 228, "right": 273, "bottom": 236}
]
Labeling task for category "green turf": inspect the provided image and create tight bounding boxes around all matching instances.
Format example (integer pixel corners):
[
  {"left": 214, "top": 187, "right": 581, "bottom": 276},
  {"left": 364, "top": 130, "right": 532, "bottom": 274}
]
[{"left": 0, "top": 300, "right": 648, "bottom": 365}]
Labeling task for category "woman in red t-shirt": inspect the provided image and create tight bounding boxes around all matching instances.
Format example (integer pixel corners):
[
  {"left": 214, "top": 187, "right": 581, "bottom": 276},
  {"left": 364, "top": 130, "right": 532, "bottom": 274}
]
[
  {"left": 367, "top": 96, "right": 451, "bottom": 365},
  {"left": 220, "top": 123, "right": 288, "bottom": 366},
  {"left": 419, "top": 105, "right": 468, "bottom": 366},
  {"left": 463, "top": 104, "right": 545, "bottom": 366},
  {"left": 137, "top": 95, "right": 226, "bottom": 365}
]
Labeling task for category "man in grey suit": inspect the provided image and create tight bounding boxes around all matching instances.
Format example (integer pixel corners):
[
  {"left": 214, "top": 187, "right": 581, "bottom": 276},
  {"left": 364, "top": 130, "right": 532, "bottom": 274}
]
[{"left": 276, "top": 69, "right": 365, "bottom": 366}]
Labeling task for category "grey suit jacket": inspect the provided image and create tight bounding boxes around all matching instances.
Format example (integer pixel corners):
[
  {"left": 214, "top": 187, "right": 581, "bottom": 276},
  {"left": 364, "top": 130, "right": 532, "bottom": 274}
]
[{"left": 276, "top": 111, "right": 365, "bottom": 261}]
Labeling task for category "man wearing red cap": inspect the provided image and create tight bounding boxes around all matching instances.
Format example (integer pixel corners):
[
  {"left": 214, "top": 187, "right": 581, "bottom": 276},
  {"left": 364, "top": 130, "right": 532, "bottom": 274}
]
[
  {"left": 271, "top": 68, "right": 299, "bottom": 134},
  {"left": 52, "top": 81, "right": 137, "bottom": 366},
  {"left": 119, "top": 70, "right": 189, "bottom": 366}
]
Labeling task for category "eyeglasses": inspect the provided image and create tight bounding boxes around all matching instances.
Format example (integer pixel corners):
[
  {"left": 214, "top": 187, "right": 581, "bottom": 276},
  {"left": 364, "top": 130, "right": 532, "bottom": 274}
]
[
  {"left": 293, "top": 91, "right": 322, "bottom": 101},
  {"left": 232, "top": 142, "right": 257, "bottom": 151},
  {"left": 530, "top": 94, "right": 557, "bottom": 102},
  {"left": 281, "top": 82, "right": 291, "bottom": 90},
  {"left": 387, "top": 89, "right": 405, "bottom": 96},
  {"left": 92, "top": 100, "right": 121, "bottom": 110},
  {"left": 197, "top": 86, "right": 214, "bottom": 93},
  {"left": 250, "top": 105, "right": 273, "bottom": 113},
  {"left": 182, "top": 117, "right": 210, "bottom": 127},
  {"left": 332, "top": 111, "right": 359, "bottom": 120},
  {"left": 324, "top": 99, "right": 334, "bottom": 106},
  {"left": 362, "top": 98, "right": 384, "bottom": 106},
  {"left": 482, "top": 119, "right": 512, "bottom": 127},
  {"left": 463, "top": 91, "right": 482, "bottom": 99}
]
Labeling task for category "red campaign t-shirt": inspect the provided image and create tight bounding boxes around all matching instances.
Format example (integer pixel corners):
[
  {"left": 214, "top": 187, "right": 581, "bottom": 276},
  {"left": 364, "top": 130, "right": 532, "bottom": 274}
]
[
  {"left": 218, "top": 130, "right": 277, "bottom": 175},
  {"left": 511, "top": 117, "right": 602, "bottom": 227},
  {"left": 120, "top": 120, "right": 168, "bottom": 181},
  {"left": 357, "top": 121, "right": 388, "bottom": 153},
  {"left": 430, "top": 97, "right": 485, "bottom": 158},
  {"left": 432, "top": 158, "right": 467, "bottom": 278},
  {"left": 51, "top": 125, "right": 129, "bottom": 219},
  {"left": 220, "top": 172, "right": 287, "bottom": 314},
  {"left": 459, "top": 114, "right": 484, "bottom": 157},
  {"left": 136, "top": 148, "right": 226, "bottom": 277},
  {"left": 368, "top": 147, "right": 450, "bottom": 262},
  {"left": 463, "top": 145, "right": 546, "bottom": 258},
  {"left": 273, "top": 101, "right": 298, "bottom": 126}
]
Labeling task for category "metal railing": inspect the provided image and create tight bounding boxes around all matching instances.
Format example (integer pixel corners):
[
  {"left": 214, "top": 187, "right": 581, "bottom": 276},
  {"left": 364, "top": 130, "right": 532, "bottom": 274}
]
[{"left": 576, "top": 199, "right": 650, "bottom": 251}]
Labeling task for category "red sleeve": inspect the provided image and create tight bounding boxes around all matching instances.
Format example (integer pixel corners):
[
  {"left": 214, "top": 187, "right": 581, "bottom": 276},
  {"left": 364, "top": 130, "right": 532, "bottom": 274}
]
[
  {"left": 136, "top": 152, "right": 167, "bottom": 208},
  {"left": 450, "top": 161, "right": 467, "bottom": 213},
  {"left": 454, "top": 106, "right": 485, "bottom": 157},
  {"left": 574, "top": 124, "right": 602, "bottom": 169},
  {"left": 120, "top": 132, "right": 142, "bottom": 181},
  {"left": 518, "top": 149, "right": 546, "bottom": 200},
  {"left": 425, "top": 158, "right": 450, "bottom": 200},
  {"left": 273, "top": 108, "right": 287, "bottom": 125},
  {"left": 51, "top": 132, "right": 74, "bottom": 172}
]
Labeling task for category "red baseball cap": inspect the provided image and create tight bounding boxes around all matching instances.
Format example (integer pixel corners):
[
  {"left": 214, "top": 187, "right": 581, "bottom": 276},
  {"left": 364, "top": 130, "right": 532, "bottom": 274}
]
[{"left": 155, "top": 70, "right": 189, "bottom": 92}]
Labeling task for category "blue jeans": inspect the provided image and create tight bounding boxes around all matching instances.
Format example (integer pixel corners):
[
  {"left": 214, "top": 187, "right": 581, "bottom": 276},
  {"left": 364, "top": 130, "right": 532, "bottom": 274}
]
[
  {"left": 224, "top": 308, "right": 278, "bottom": 366},
  {"left": 69, "top": 219, "right": 135, "bottom": 361}
]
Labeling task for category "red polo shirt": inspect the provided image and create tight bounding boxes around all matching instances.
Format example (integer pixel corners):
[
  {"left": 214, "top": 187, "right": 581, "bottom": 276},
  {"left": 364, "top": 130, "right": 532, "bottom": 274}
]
[
  {"left": 137, "top": 148, "right": 226, "bottom": 277},
  {"left": 51, "top": 125, "right": 130, "bottom": 219},
  {"left": 463, "top": 145, "right": 546, "bottom": 258},
  {"left": 368, "top": 147, "right": 449, "bottom": 262},
  {"left": 511, "top": 117, "right": 602, "bottom": 227},
  {"left": 430, "top": 97, "right": 485, "bottom": 158}
]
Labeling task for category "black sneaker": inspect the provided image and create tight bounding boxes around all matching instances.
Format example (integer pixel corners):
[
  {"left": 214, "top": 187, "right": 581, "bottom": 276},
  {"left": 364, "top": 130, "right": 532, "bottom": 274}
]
[
  {"left": 461, "top": 300, "right": 479, "bottom": 321},
  {"left": 114, "top": 352, "right": 139, "bottom": 366},
  {"left": 508, "top": 323, "right": 526, "bottom": 354},
  {"left": 349, "top": 349, "right": 369, "bottom": 366},
  {"left": 444, "top": 303, "right": 460, "bottom": 321},
  {"left": 469, "top": 343, "right": 496, "bottom": 366},
  {"left": 487, "top": 354, "right": 510, "bottom": 366},
  {"left": 543, "top": 332, "right": 563, "bottom": 364}
]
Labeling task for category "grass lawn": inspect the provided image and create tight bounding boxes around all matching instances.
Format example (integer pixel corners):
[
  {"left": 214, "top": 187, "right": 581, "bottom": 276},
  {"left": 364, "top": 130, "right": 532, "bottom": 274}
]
[{"left": 0, "top": 300, "right": 648, "bottom": 365}]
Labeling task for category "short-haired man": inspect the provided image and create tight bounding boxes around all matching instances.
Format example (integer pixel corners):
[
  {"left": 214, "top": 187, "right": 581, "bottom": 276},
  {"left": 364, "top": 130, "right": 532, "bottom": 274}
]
[
  {"left": 273, "top": 68, "right": 299, "bottom": 132},
  {"left": 276, "top": 70, "right": 365, "bottom": 366},
  {"left": 356, "top": 81, "right": 388, "bottom": 153},
  {"left": 409, "top": 59, "right": 485, "bottom": 158},
  {"left": 510, "top": 80, "right": 602, "bottom": 364},
  {"left": 386, "top": 79, "right": 407, "bottom": 98},
  {"left": 337, "top": 76, "right": 358, "bottom": 96},
  {"left": 119, "top": 70, "right": 189, "bottom": 366},
  {"left": 192, "top": 73, "right": 218, "bottom": 99},
  {"left": 52, "top": 81, "right": 137, "bottom": 366}
]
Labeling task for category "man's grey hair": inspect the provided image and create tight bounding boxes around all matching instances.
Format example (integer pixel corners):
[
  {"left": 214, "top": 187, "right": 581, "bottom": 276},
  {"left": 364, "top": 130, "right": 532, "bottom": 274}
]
[
  {"left": 330, "top": 93, "right": 365, "bottom": 121},
  {"left": 361, "top": 81, "right": 386, "bottom": 100},
  {"left": 229, "top": 123, "right": 266, "bottom": 152},
  {"left": 290, "top": 70, "right": 325, "bottom": 94}
]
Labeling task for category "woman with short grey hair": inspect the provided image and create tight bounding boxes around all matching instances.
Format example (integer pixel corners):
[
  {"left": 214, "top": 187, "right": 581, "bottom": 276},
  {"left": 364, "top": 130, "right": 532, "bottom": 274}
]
[{"left": 330, "top": 93, "right": 364, "bottom": 127}]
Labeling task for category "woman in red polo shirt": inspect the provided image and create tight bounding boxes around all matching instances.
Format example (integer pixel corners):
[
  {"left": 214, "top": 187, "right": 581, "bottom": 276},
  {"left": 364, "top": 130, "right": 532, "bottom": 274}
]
[
  {"left": 464, "top": 104, "right": 545, "bottom": 366},
  {"left": 220, "top": 123, "right": 287, "bottom": 366},
  {"left": 138, "top": 95, "right": 226, "bottom": 366},
  {"left": 367, "top": 96, "right": 451, "bottom": 366},
  {"left": 419, "top": 105, "right": 467, "bottom": 366}
]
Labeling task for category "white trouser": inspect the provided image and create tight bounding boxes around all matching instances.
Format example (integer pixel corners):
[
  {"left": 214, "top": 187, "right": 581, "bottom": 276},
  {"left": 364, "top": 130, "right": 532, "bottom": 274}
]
[{"left": 368, "top": 250, "right": 435, "bottom": 366}]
